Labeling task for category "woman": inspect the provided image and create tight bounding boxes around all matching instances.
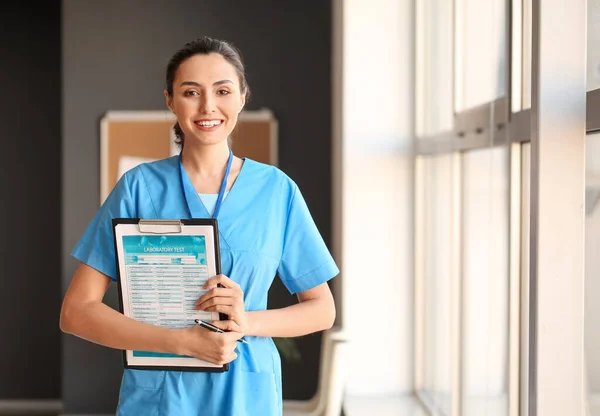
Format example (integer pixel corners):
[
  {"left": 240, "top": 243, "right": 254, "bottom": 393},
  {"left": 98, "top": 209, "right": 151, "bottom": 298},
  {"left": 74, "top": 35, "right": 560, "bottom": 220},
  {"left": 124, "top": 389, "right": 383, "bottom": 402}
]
[{"left": 60, "top": 37, "right": 338, "bottom": 416}]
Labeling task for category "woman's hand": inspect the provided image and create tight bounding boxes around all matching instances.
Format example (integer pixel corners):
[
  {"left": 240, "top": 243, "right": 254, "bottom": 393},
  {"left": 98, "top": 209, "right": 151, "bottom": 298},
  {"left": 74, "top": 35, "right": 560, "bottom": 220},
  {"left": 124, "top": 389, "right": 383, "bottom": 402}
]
[
  {"left": 196, "top": 274, "right": 249, "bottom": 333},
  {"left": 178, "top": 324, "right": 243, "bottom": 365}
]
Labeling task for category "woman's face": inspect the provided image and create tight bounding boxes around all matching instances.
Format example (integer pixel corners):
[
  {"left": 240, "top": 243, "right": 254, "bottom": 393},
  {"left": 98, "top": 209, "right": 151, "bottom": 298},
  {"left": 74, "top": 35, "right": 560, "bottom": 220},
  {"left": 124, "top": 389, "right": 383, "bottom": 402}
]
[{"left": 166, "top": 53, "right": 245, "bottom": 147}]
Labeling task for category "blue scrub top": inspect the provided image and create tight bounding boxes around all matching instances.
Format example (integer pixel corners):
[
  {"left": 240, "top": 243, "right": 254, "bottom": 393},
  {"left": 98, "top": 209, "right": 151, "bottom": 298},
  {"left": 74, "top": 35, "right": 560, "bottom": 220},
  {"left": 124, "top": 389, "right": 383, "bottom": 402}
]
[{"left": 71, "top": 156, "right": 340, "bottom": 416}]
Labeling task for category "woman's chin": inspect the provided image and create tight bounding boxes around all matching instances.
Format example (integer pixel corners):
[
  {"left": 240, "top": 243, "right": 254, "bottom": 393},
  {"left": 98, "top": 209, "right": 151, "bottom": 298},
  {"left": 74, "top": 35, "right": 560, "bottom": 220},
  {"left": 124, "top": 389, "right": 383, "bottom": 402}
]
[{"left": 185, "top": 133, "right": 230, "bottom": 147}]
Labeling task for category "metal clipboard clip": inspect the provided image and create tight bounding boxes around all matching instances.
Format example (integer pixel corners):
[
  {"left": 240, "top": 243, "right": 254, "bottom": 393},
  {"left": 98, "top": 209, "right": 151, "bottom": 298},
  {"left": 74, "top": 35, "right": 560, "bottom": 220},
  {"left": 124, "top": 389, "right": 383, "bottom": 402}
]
[{"left": 137, "top": 219, "right": 183, "bottom": 234}]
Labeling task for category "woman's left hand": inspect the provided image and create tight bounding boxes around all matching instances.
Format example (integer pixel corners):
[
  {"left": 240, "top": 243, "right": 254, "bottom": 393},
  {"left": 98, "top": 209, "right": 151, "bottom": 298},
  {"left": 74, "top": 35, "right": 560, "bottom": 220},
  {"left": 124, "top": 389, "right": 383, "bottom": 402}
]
[{"left": 196, "top": 274, "right": 249, "bottom": 333}]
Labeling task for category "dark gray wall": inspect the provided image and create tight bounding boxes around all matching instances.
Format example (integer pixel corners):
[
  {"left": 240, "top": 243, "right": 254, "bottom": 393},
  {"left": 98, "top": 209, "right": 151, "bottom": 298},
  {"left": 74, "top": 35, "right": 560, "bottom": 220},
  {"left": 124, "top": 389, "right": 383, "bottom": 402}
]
[
  {"left": 63, "top": 0, "right": 332, "bottom": 413},
  {"left": 0, "top": 2, "right": 62, "bottom": 401}
]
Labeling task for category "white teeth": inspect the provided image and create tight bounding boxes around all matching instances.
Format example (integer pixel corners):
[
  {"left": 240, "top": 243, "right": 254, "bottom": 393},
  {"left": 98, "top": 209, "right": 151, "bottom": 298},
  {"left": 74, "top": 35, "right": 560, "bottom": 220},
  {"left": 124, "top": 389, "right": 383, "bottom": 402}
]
[{"left": 196, "top": 120, "right": 222, "bottom": 127}]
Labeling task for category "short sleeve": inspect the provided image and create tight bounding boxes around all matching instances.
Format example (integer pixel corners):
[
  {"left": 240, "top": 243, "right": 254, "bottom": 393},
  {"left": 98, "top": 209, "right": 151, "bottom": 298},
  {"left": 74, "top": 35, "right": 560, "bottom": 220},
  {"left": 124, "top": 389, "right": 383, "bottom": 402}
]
[
  {"left": 71, "top": 172, "right": 135, "bottom": 281},
  {"left": 277, "top": 184, "right": 339, "bottom": 294}
]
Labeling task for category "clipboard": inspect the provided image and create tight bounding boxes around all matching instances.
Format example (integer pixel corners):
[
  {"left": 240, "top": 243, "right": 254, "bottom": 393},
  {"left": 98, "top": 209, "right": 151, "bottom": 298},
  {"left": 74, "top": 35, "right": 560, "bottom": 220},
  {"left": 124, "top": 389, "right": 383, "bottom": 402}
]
[{"left": 112, "top": 218, "right": 229, "bottom": 372}]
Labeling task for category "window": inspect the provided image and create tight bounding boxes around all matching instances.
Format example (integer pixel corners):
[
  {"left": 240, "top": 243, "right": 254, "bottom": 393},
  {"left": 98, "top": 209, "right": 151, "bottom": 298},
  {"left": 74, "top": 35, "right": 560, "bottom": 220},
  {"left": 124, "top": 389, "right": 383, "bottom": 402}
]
[
  {"left": 422, "top": 154, "right": 454, "bottom": 414},
  {"left": 461, "top": 148, "right": 509, "bottom": 416},
  {"left": 455, "top": 0, "right": 507, "bottom": 111},
  {"left": 417, "top": 0, "right": 454, "bottom": 136}
]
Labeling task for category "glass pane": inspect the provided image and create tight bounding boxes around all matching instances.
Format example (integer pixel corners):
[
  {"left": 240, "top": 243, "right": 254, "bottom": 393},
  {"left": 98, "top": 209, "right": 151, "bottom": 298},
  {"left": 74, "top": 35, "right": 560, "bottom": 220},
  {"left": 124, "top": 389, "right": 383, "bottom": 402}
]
[
  {"left": 511, "top": 0, "right": 523, "bottom": 113},
  {"left": 520, "top": 143, "right": 531, "bottom": 416},
  {"left": 585, "top": 133, "right": 600, "bottom": 414},
  {"left": 423, "top": 154, "right": 453, "bottom": 414},
  {"left": 512, "top": 0, "right": 532, "bottom": 111},
  {"left": 589, "top": 0, "right": 600, "bottom": 91},
  {"left": 456, "top": 0, "right": 507, "bottom": 111},
  {"left": 522, "top": 0, "right": 532, "bottom": 109},
  {"left": 462, "top": 147, "right": 509, "bottom": 416},
  {"left": 419, "top": 0, "right": 454, "bottom": 136}
]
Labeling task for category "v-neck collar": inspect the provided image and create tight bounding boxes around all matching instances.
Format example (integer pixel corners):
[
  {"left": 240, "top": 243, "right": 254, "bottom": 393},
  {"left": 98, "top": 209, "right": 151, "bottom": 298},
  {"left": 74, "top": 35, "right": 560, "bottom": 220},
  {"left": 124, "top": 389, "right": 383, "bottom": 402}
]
[{"left": 179, "top": 157, "right": 249, "bottom": 220}]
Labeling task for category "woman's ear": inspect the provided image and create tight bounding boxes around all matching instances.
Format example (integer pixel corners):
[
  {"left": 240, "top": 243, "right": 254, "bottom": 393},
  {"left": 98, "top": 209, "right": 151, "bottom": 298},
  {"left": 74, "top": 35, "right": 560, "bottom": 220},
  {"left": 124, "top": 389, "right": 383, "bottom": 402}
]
[
  {"left": 164, "top": 90, "right": 174, "bottom": 113},
  {"left": 239, "top": 94, "right": 246, "bottom": 113}
]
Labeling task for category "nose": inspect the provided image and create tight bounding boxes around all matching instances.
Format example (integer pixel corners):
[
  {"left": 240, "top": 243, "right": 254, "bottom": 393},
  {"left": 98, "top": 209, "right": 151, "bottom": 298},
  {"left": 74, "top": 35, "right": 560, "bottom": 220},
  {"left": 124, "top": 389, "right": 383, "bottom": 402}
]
[{"left": 199, "top": 92, "right": 215, "bottom": 114}]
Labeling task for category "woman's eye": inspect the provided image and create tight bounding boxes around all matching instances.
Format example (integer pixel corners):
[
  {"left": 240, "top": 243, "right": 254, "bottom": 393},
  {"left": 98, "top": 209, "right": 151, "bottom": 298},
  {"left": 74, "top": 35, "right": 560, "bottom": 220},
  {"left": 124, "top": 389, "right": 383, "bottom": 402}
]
[
  {"left": 217, "top": 89, "right": 230, "bottom": 96},
  {"left": 185, "top": 90, "right": 199, "bottom": 96}
]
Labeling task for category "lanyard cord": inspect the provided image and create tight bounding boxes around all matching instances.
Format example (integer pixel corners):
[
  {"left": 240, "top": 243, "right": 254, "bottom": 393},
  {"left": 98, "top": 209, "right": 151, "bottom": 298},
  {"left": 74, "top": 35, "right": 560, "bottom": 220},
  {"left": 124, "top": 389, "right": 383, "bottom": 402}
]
[
  {"left": 179, "top": 148, "right": 233, "bottom": 219},
  {"left": 212, "top": 148, "right": 233, "bottom": 219}
]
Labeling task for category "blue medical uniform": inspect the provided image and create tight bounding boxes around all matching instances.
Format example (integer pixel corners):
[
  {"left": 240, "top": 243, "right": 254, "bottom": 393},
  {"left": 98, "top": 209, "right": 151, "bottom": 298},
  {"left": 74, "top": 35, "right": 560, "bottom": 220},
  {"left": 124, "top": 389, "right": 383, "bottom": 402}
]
[{"left": 71, "top": 155, "right": 339, "bottom": 416}]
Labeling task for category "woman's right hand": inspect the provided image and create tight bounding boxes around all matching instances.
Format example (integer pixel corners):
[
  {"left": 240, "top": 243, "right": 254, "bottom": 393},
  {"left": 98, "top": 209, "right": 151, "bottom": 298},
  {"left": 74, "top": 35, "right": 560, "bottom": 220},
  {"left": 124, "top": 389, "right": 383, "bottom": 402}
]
[{"left": 177, "top": 322, "right": 244, "bottom": 365}]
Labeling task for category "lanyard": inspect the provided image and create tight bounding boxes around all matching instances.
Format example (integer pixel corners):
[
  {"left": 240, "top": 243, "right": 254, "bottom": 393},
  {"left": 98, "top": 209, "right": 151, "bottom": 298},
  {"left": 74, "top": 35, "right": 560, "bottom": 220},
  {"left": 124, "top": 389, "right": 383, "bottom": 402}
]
[{"left": 179, "top": 148, "right": 233, "bottom": 219}]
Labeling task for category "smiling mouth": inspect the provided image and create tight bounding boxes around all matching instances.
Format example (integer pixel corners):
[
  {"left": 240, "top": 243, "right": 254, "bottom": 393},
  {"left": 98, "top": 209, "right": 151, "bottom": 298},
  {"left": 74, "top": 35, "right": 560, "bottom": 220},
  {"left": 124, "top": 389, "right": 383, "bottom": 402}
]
[{"left": 195, "top": 120, "right": 223, "bottom": 128}]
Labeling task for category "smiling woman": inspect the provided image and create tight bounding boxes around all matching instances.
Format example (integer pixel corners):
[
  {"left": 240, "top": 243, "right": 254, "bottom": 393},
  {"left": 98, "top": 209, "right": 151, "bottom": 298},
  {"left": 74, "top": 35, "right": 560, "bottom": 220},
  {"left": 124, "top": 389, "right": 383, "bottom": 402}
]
[
  {"left": 60, "top": 36, "right": 338, "bottom": 416},
  {"left": 165, "top": 37, "right": 251, "bottom": 149}
]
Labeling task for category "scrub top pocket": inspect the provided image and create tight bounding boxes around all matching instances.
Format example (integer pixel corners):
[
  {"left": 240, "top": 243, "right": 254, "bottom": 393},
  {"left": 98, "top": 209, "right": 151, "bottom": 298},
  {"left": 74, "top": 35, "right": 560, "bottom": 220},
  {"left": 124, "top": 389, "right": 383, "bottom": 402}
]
[
  {"left": 231, "top": 371, "right": 279, "bottom": 415},
  {"left": 117, "top": 370, "right": 166, "bottom": 416}
]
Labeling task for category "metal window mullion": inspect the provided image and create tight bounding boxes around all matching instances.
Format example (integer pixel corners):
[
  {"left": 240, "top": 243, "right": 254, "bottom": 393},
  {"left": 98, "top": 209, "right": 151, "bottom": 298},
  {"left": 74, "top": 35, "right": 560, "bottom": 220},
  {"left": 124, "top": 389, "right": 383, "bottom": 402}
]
[
  {"left": 520, "top": 143, "right": 532, "bottom": 416},
  {"left": 414, "top": 0, "right": 428, "bottom": 405},
  {"left": 529, "top": 0, "right": 586, "bottom": 415},
  {"left": 587, "top": 89, "right": 600, "bottom": 133},
  {"left": 505, "top": 3, "right": 520, "bottom": 413},
  {"left": 510, "top": 109, "right": 531, "bottom": 143},
  {"left": 450, "top": 151, "right": 463, "bottom": 416},
  {"left": 509, "top": 142, "right": 522, "bottom": 416},
  {"left": 414, "top": 156, "right": 426, "bottom": 393}
]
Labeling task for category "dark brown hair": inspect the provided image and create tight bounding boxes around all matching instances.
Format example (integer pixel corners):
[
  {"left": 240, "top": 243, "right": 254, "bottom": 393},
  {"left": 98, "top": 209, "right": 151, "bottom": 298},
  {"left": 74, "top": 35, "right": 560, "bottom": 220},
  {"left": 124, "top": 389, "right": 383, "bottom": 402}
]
[{"left": 165, "top": 37, "right": 250, "bottom": 146}]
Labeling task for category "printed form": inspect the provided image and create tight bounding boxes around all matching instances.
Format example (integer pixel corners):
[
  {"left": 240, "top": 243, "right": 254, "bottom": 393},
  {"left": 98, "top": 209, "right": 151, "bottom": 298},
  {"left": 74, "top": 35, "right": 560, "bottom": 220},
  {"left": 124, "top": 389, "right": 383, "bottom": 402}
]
[{"left": 121, "top": 235, "right": 216, "bottom": 329}]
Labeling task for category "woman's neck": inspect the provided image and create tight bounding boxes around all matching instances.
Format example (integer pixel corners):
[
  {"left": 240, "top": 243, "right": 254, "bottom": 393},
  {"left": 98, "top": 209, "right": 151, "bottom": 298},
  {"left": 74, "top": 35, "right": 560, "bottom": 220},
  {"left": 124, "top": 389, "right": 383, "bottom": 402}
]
[{"left": 181, "top": 141, "right": 231, "bottom": 178}]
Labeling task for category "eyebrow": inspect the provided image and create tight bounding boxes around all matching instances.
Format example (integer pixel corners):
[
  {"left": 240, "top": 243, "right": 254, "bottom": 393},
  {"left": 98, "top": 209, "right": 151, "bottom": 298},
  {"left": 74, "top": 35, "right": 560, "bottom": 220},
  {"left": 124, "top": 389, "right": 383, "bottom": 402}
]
[{"left": 180, "top": 80, "right": 234, "bottom": 87}]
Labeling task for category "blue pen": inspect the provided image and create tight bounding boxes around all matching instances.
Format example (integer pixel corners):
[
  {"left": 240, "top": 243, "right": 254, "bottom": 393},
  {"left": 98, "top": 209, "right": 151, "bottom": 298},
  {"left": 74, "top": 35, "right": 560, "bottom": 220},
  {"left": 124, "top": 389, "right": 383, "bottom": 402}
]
[{"left": 194, "top": 319, "right": 249, "bottom": 345}]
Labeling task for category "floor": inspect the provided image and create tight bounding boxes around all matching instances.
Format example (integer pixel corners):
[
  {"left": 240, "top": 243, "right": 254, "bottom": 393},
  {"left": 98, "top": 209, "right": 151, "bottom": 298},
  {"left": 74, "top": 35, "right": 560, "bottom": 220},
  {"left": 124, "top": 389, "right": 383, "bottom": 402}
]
[{"left": 343, "top": 393, "right": 600, "bottom": 416}]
